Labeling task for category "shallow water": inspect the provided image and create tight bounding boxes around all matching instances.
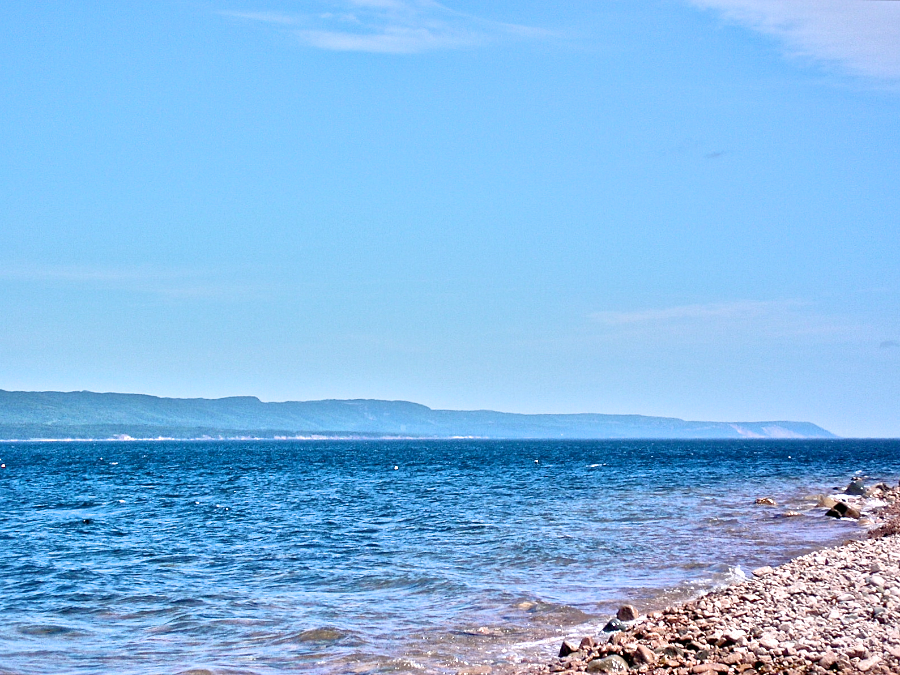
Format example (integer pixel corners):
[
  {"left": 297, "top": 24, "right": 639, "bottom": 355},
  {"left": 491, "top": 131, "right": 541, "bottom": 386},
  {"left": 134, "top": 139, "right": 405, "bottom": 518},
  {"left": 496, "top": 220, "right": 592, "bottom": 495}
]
[{"left": 0, "top": 439, "right": 897, "bottom": 674}]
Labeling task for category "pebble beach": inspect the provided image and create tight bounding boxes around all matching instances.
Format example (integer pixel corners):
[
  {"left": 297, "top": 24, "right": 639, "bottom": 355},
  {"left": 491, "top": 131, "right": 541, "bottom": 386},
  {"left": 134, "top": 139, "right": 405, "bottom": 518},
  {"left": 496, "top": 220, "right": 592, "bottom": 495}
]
[{"left": 517, "top": 481, "right": 900, "bottom": 675}]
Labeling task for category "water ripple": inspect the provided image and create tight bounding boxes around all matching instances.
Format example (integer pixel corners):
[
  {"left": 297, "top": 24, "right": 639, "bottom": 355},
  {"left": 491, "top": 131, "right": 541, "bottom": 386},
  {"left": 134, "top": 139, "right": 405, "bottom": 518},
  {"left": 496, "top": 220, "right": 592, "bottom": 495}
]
[{"left": 0, "top": 439, "right": 897, "bottom": 673}]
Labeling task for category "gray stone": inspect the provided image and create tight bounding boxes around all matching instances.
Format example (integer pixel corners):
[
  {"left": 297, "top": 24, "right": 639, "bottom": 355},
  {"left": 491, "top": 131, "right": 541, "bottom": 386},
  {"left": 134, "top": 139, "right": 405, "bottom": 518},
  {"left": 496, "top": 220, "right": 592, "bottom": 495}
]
[
  {"left": 846, "top": 479, "right": 867, "bottom": 496},
  {"left": 586, "top": 655, "right": 629, "bottom": 673},
  {"left": 602, "top": 618, "right": 625, "bottom": 632}
]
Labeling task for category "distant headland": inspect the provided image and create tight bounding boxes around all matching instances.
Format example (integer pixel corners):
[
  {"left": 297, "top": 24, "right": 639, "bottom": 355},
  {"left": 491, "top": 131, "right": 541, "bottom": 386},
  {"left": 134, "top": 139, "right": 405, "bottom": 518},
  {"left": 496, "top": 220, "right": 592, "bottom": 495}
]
[{"left": 0, "top": 390, "right": 836, "bottom": 441}]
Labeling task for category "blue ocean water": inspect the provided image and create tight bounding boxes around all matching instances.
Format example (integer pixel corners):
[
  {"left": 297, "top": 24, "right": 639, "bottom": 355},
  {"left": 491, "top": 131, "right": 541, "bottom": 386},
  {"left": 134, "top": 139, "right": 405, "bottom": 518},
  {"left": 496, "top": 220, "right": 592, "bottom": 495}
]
[{"left": 0, "top": 439, "right": 898, "bottom": 675}]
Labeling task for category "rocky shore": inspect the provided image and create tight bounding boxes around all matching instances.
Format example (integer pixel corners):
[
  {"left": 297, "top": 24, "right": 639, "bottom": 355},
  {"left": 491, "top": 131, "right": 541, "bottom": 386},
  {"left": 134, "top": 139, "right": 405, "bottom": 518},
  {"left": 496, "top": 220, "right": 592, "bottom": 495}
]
[{"left": 511, "top": 480, "right": 900, "bottom": 675}]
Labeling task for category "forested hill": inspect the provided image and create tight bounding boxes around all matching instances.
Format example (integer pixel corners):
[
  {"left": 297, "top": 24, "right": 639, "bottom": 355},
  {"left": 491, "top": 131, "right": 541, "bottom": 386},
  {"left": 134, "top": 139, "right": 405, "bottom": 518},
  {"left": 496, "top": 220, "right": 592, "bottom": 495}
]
[{"left": 0, "top": 390, "right": 836, "bottom": 440}]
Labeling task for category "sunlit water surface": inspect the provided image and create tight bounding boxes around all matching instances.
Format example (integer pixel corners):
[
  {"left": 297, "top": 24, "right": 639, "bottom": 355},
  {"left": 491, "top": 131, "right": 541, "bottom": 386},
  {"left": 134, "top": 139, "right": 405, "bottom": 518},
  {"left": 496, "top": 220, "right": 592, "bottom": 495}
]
[{"left": 1, "top": 439, "right": 898, "bottom": 674}]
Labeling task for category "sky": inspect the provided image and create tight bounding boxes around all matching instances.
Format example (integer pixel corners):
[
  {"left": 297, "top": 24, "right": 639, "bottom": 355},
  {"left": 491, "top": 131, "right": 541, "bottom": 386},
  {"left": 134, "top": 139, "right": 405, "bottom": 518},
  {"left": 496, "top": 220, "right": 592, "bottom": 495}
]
[{"left": 1, "top": 1, "right": 899, "bottom": 437}]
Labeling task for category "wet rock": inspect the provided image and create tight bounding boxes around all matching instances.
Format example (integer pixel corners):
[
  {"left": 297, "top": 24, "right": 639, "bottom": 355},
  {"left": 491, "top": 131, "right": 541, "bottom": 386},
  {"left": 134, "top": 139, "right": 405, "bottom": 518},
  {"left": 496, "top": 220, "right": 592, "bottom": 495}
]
[
  {"left": 751, "top": 566, "right": 773, "bottom": 577},
  {"left": 755, "top": 497, "right": 777, "bottom": 506},
  {"left": 846, "top": 479, "right": 867, "bottom": 496},
  {"left": 831, "top": 501, "right": 861, "bottom": 519},
  {"left": 293, "top": 627, "right": 347, "bottom": 642},
  {"left": 558, "top": 640, "right": 581, "bottom": 658},
  {"left": 826, "top": 508, "right": 842, "bottom": 518},
  {"left": 602, "top": 618, "right": 625, "bottom": 632},
  {"left": 616, "top": 604, "right": 638, "bottom": 622},
  {"left": 579, "top": 637, "right": 595, "bottom": 650},
  {"left": 818, "top": 495, "right": 839, "bottom": 509},
  {"left": 586, "top": 655, "right": 628, "bottom": 673}
]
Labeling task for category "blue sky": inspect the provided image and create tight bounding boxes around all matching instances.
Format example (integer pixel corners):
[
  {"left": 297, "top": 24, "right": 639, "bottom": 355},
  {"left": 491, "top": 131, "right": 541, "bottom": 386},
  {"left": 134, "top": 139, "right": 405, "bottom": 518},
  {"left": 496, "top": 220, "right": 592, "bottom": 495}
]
[{"left": 1, "top": 1, "right": 899, "bottom": 436}]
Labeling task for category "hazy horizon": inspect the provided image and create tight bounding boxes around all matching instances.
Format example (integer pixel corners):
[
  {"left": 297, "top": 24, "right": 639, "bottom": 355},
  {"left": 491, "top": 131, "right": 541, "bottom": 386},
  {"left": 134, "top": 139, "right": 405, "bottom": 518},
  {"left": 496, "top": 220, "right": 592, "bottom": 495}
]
[{"left": 1, "top": 2, "right": 898, "bottom": 437}]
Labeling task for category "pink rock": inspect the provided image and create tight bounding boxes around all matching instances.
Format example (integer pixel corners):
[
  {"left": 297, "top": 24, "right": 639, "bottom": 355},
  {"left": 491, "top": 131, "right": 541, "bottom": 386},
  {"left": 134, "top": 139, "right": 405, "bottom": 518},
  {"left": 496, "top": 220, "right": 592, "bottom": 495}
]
[
  {"left": 818, "top": 652, "right": 838, "bottom": 668},
  {"left": 857, "top": 655, "right": 881, "bottom": 672},
  {"left": 633, "top": 645, "right": 656, "bottom": 665},
  {"left": 558, "top": 640, "right": 580, "bottom": 658},
  {"left": 758, "top": 637, "right": 779, "bottom": 651}
]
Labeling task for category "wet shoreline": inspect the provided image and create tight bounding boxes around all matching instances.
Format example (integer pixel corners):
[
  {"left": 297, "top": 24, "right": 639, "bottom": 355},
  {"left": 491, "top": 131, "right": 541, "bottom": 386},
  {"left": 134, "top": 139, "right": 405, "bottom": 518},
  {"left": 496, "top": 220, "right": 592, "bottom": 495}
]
[{"left": 508, "top": 481, "right": 900, "bottom": 675}]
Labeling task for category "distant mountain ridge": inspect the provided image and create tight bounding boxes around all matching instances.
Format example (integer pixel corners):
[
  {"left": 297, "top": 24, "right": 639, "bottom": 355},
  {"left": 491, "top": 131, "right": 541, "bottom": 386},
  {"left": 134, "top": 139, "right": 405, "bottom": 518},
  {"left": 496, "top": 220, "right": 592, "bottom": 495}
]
[{"left": 0, "top": 390, "right": 836, "bottom": 440}]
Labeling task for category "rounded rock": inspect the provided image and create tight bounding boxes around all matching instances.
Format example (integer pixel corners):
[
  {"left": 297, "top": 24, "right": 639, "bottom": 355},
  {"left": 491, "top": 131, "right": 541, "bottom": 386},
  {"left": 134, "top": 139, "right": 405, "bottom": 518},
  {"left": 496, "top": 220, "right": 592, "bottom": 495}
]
[
  {"left": 586, "top": 655, "right": 629, "bottom": 673},
  {"left": 616, "top": 604, "right": 638, "bottom": 622},
  {"left": 602, "top": 618, "right": 626, "bottom": 632}
]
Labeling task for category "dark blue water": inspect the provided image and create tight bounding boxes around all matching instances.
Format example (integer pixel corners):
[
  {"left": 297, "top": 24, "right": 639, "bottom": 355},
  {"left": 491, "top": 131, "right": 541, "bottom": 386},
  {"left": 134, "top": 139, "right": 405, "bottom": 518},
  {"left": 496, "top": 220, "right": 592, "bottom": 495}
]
[{"left": 0, "top": 439, "right": 898, "bottom": 674}]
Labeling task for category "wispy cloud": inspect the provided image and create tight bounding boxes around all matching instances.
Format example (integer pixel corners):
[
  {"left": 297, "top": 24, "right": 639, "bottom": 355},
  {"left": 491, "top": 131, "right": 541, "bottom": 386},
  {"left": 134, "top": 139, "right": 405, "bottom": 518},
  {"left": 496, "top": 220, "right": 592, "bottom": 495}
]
[
  {"left": 881, "top": 340, "right": 900, "bottom": 349},
  {"left": 590, "top": 300, "right": 800, "bottom": 326},
  {"left": 687, "top": 0, "right": 900, "bottom": 79},
  {"left": 222, "top": 1, "right": 549, "bottom": 54},
  {"left": 588, "top": 299, "right": 866, "bottom": 343}
]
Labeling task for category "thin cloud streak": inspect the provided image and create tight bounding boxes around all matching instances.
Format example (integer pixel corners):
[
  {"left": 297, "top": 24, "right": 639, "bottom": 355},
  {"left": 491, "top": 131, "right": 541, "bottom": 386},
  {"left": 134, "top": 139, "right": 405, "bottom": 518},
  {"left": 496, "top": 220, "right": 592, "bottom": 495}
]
[
  {"left": 687, "top": 0, "right": 900, "bottom": 78},
  {"left": 588, "top": 300, "right": 869, "bottom": 343},
  {"left": 589, "top": 300, "right": 801, "bottom": 326},
  {"left": 222, "top": 1, "right": 550, "bottom": 54}
]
